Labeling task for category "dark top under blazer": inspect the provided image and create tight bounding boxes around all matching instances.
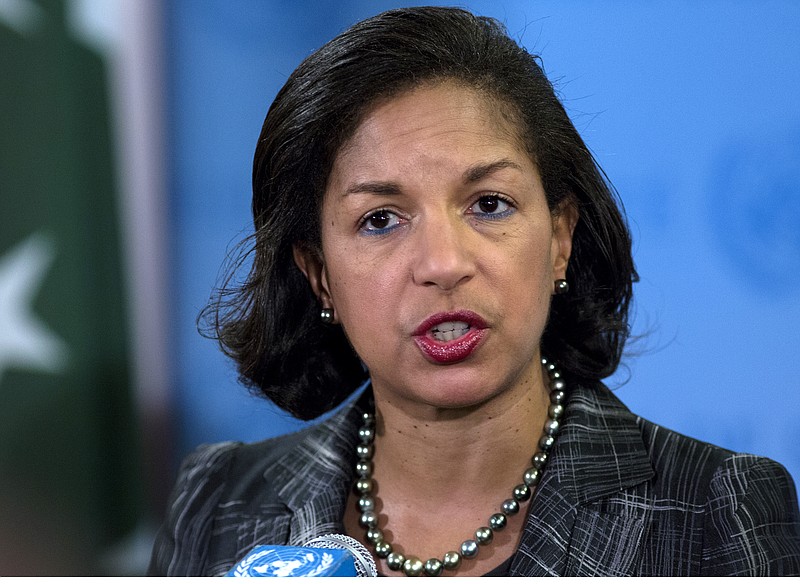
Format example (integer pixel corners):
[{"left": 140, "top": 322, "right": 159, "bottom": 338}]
[{"left": 148, "top": 385, "right": 800, "bottom": 576}]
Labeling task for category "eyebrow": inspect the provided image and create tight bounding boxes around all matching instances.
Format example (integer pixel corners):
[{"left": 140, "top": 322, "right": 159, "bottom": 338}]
[
  {"left": 342, "top": 158, "right": 522, "bottom": 196},
  {"left": 463, "top": 159, "right": 523, "bottom": 183},
  {"left": 344, "top": 181, "right": 403, "bottom": 197}
]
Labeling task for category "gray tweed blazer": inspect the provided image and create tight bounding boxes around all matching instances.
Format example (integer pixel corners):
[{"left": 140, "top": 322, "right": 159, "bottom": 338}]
[{"left": 148, "top": 384, "right": 800, "bottom": 576}]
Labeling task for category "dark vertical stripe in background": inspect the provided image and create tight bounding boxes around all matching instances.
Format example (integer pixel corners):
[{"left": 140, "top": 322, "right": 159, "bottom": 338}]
[{"left": 0, "top": 0, "right": 141, "bottom": 574}]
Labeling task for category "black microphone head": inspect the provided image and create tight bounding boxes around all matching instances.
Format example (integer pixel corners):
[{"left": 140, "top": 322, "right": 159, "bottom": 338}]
[{"left": 304, "top": 534, "right": 377, "bottom": 577}]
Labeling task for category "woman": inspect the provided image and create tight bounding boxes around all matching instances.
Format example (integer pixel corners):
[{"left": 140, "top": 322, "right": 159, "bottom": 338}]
[{"left": 149, "top": 6, "right": 800, "bottom": 576}]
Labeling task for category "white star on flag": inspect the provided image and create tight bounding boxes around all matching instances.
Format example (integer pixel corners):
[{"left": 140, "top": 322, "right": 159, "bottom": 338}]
[{"left": 0, "top": 233, "right": 69, "bottom": 386}]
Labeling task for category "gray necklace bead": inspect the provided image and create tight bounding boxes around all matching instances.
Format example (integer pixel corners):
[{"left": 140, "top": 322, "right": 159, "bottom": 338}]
[{"left": 353, "top": 356, "right": 566, "bottom": 576}]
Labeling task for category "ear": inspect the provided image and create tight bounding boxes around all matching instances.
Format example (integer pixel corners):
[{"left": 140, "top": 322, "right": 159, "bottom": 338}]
[
  {"left": 292, "top": 243, "right": 335, "bottom": 320},
  {"left": 550, "top": 198, "right": 579, "bottom": 282}
]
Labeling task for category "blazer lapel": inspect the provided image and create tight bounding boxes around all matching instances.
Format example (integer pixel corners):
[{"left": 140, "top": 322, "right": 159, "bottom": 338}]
[
  {"left": 509, "top": 384, "right": 655, "bottom": 576},
  {"left": 275, "top": 399, "right": 363, "bottom": 545},
  {"left": 215, "top": 394, "right": 365, "bottom": 575}
]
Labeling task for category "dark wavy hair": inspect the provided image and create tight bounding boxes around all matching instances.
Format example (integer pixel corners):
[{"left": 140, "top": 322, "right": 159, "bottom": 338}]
[{"left": 201, "top": 6, "right": 637, "bottom": 420}]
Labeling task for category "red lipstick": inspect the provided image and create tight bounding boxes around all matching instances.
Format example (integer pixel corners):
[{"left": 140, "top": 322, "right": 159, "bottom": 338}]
[{"left": 412, "top": 310, "right": 488, "bottom": 364}]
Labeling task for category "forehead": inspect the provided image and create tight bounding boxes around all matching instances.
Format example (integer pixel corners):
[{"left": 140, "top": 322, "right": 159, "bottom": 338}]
[{"left": 331, "top": 82, "right": 529, "bottom": 179}]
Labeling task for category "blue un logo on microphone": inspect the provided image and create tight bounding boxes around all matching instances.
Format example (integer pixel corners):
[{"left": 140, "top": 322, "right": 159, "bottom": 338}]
[{"left": 226, "top": 545, "right": 357, "bottom": 577}]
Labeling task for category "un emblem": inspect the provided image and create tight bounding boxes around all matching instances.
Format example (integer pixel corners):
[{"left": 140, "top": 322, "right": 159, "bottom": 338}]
[
  {"left": 228, "top": 546, "right": 336, "bottom": 577},
  {"left": 710, "top": 128, "right": 800, "bottom": 296}
]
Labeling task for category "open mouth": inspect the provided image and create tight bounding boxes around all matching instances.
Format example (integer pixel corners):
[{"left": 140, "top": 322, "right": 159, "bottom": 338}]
[{"left": 413, "top": 311, "right": 488, "bottom": 364}]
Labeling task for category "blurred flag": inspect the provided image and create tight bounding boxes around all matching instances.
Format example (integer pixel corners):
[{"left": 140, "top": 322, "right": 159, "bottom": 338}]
[{"left": 0, "top": 0, "right": 142, "bottom": 574}]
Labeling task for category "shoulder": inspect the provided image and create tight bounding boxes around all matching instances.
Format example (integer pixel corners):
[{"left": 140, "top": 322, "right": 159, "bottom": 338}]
[
  {"left": 700, "top": 449, "right": 800, "bottom": 575},
  {"left": 168, "top": 423, "right": 325, "bottom": 514},
  {"left": 147, "top": 394, "right": 366, "bottom": 576},
  {"left": 146, "top": 440, "right": 241, "bottom": 575},
  {"left": 634, "top": 412, "right": 797, "bottom": 506},
  {"left": 634, "top": 415, "right": 800, "bottom": 575},
  {"left": 145, "top": 437, "right": 288, "bottom": 576},
  {"left": 554, "top": 385, "right": 800, "bottom": 576}
]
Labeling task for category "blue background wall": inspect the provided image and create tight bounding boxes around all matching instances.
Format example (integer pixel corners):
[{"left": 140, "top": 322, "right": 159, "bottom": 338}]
[{"left": 164, "top": 1, "right": 800, "bottom": 483}]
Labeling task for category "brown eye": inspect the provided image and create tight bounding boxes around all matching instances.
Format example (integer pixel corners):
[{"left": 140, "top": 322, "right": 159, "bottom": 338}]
[
  {"left": 360, "top": 209, "right": 402, "bottom": 234},
  {"left": 478, "top": 196, "right": 499, "bottom": 214},
  {"left": 368, "top": 211, "right": 392, "bottom": 229},
  {"left": 469, "top": 194, "right": 513, "bottom": 218}
]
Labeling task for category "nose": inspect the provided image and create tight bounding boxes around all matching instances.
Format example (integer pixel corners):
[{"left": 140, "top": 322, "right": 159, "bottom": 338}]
[{"left": 411, "top": 214, "right": 475, "bottom": 290}]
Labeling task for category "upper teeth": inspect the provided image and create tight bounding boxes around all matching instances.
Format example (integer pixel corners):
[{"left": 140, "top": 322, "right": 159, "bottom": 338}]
[{"left": 431, "top": 321, "right": 470, "bottom": 342}]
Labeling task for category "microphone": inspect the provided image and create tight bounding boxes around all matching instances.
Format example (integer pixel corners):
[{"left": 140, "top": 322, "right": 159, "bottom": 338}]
[{"left": 226, "top": 533, "right": 378, "bottom": 577}]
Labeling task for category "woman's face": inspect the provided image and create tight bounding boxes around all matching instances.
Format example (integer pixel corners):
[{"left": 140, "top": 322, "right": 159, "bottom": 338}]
[{"left": 295, "top": 82, "right": 576, "bottom": 413}]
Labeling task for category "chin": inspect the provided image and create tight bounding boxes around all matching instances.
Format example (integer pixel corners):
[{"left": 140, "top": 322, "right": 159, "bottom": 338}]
[{"left": 412, "top": 378, "right": 509, "bottom": 412}]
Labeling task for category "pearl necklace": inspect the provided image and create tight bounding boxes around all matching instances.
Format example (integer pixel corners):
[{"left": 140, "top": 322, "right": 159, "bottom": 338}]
[{"left": 353, "top": 356, "right": 566, "bottom": 576}]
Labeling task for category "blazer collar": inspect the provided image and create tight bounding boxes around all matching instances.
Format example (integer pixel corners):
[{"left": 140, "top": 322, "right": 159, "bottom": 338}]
[
  {"left": 264, "top": 390, "right": 367, "bottom": 544},
  {"left": 509, "top": 383, "right": 655, "bottom": 576},
  {"left": 549, "top": 383, "right": 655, "bottom": 504}
]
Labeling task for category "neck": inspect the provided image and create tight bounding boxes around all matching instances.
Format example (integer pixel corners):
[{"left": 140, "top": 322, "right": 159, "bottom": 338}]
[{"left": 369, "top": 364, "right": 551, "bottom": 502}]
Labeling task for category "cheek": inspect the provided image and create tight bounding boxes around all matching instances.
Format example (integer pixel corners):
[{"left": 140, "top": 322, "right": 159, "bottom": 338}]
[
  {"left": 500, "top": 233, "right": 555, "bottom": 319},
  {"left": 324, "top": 248, "right": 400, "bottom": 332},
  {"left": 504, "top": 227, "right": 555, "bottom": 282},
  {"left": 328, "top": 275, "right": 402, "bottom": 373}
]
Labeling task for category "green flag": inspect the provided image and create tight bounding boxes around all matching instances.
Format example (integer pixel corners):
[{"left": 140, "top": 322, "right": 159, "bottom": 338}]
[{"left": 0, "top": 0, "right": 142, "bottom": 574}]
